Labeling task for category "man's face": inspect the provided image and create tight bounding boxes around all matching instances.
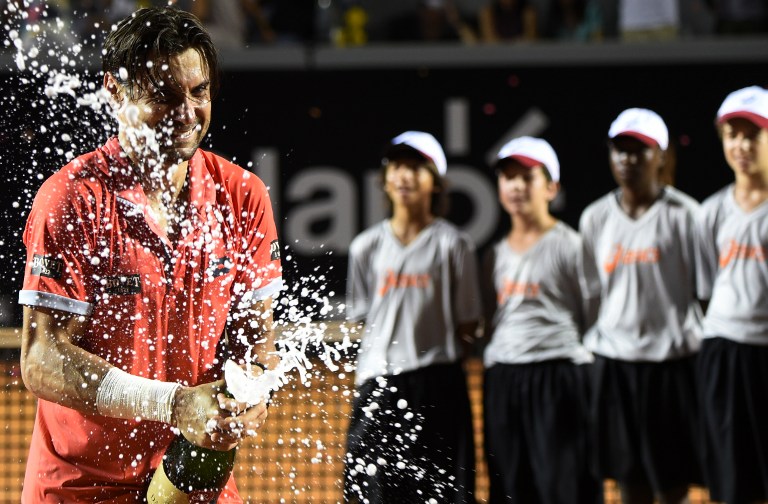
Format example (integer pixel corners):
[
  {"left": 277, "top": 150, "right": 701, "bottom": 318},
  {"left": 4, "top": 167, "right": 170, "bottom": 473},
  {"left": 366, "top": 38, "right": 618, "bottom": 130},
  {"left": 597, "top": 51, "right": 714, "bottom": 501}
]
[{"left": 110, "top": 48, "right": 212, "bottom": 167}]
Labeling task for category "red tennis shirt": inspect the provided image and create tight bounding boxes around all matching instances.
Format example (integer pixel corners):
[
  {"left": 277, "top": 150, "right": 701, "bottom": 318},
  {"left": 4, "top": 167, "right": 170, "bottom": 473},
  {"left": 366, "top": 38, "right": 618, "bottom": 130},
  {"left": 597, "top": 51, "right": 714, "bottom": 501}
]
[{"left": 19, "top": 137, "right": 282, "bottom": 502}]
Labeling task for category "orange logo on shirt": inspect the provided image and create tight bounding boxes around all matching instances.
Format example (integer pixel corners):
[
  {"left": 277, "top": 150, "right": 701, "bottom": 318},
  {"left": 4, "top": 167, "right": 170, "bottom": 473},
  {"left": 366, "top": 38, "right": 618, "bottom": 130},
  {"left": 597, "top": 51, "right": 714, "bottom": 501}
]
[
  {"left": 497, "top": 279, "right": 539, "bottom": 304},
  {"left": 378, "top": 269, "right": 431, "bottom": 296},
  {"left": 718, "top": 239, "right": 766, "bottom": 268},
  {"left": 603, "top": 244, "right": 660, "bottom": 274}
]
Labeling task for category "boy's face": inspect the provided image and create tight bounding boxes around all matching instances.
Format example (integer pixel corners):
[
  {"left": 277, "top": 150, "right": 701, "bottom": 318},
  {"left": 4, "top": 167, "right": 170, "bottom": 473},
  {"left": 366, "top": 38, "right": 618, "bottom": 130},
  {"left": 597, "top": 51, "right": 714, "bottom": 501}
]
[
  {"left": 496, "top": 160, "right": 557, "bottom": 217},
  {"left": 383, "top": 155, "right": 437, "bottom": 208},
  {"left": 721, "top": 118, "right": 768, "bottom": 177},
  {"left": 608, "top": 135, "right": 664, "bottom": 189}
]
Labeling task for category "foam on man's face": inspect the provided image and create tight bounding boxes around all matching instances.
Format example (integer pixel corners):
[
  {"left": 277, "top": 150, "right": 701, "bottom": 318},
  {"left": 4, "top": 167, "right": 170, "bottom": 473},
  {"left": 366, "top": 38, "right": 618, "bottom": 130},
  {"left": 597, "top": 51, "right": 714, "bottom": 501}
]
[{"left": 116, "top": 48, "right": 212, "bottom": 169}]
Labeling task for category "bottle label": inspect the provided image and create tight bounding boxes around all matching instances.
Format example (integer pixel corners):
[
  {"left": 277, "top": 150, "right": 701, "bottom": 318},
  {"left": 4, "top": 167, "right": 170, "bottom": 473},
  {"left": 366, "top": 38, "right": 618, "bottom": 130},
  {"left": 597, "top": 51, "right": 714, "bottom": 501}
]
[
  {"left": 146, "top": 462, "right": 191, "bottom": 503},
  {"left": 189, "top": 489, "right": 218, "bottom": 502}
]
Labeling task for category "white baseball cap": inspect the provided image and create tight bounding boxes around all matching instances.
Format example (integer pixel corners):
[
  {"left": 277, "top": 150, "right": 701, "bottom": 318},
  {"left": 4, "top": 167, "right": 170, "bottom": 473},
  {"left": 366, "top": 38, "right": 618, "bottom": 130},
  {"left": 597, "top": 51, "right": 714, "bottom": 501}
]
[
  {"left": 385, "top": 131, "right": 447, "bottom": 176},
  {"left": 717, "top": 86, "right": 768, "bottom": 130},
  {"left": 608, "top": 108, "right": 669, "bottom": 151},
  {"left": 494, "top": 136, "right": 560, "bottom": 182}
]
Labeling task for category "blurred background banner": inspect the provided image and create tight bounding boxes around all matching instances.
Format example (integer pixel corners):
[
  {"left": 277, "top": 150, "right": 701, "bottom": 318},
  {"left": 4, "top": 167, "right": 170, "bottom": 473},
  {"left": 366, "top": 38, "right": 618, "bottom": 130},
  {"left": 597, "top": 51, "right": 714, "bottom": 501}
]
[{"left": 1, "top": 41, "right": 766, "bottom": 322}]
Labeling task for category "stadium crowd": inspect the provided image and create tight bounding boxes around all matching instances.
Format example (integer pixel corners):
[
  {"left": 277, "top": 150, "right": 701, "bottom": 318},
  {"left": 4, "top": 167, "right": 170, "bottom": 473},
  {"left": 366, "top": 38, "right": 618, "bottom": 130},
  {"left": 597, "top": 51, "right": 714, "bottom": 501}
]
[{"left": 2, "top": 0, "right": 766, "bottom": 52}]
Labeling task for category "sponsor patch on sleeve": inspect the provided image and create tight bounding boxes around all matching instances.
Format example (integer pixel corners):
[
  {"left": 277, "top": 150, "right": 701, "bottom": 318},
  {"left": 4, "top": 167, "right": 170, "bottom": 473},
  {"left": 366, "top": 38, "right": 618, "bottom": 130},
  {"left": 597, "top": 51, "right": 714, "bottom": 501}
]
[
  {"left": 30, "top": 254, "right": 64, "bottom": 279},
  {"left": 270, "top": 240, "right": 281, "bottom": 261}
]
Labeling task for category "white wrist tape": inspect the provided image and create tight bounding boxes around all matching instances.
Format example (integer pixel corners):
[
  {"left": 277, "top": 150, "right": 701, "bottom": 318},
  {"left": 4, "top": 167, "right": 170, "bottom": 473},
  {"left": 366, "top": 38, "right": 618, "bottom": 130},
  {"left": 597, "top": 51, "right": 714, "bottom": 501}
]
[{"left": 95, "top": 368, "right": 181, "bottom": 424}]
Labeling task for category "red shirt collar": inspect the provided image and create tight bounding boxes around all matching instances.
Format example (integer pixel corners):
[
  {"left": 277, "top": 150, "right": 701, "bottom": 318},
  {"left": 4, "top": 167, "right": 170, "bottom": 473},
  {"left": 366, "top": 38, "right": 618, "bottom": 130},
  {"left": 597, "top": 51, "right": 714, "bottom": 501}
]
[
  {"left": 98, "top": 137, "right": 214, "bottom": 215},
  {"left": 97, "top": 137, "right": 217, "bottom": 246}
]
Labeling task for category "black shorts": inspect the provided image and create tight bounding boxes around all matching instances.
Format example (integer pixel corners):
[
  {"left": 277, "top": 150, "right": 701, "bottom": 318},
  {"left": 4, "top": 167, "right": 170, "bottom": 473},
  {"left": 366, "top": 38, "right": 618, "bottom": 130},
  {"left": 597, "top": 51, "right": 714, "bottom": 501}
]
[
  {"left": 698, "top": 337, "right": 768, "bottom": 504},
  {"left": 343, "top": 362, "right": 475, "bottom": 504},
  {"left": 590, "top": 355, "right": 703, "bottom": 491},
  {"left": 483, "top": 360, "right": 602, "bottom": 504}
]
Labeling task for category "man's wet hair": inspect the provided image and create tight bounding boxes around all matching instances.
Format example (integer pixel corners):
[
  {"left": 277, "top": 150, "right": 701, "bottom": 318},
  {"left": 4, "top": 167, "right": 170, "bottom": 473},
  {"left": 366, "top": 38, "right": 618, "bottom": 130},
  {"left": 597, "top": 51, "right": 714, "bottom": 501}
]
[{"left": 102, "top": 7, "right": 220, "bottom": 101}]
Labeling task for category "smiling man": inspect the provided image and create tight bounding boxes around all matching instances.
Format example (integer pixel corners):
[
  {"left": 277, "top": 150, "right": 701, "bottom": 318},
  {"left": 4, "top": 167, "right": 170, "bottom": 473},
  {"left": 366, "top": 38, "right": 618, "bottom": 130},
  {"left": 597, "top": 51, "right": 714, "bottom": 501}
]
[{"left": 18, "top": 7, "right": 282, "bottom": 502}]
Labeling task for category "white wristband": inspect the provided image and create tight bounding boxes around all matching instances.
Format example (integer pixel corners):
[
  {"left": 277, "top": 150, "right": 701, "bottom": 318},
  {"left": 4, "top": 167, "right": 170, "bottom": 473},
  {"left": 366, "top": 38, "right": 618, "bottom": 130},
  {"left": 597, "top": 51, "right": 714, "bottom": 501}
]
[{"left": 95, "top": 368, "right": 181, "bottom": 424}]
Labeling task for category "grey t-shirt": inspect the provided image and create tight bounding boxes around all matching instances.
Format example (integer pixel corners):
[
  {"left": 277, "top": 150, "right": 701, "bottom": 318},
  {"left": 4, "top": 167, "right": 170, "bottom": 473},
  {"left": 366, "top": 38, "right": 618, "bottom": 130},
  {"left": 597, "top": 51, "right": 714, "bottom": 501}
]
[
  {"left": 696, "top": 184, "right": 768, "bottom": 345},
  {"left": 580, "top": 186, "right": 703, "bottom": 361},
  {"left": 482, "top": 222, "right": 593, "bottom": 366},
  {"left": 346, "top": 218, "right": 482, "bottom": 385}
]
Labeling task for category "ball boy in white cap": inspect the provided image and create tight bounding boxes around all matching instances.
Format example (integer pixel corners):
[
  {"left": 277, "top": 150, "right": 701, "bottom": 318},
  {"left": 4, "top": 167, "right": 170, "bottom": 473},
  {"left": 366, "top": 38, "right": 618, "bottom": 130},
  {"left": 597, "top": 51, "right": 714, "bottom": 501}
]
[
  {"left": 481, "top": 136, "right": 603, "bottom": 503},
  {"left": 695, "top": 85, "right": 768, "bottom": 504},
  {"left": 580, "top": 108, "right": 703, "bottom": 504},
  {"left": 343, "top": 131, "right": 481, "bottom": 503}
]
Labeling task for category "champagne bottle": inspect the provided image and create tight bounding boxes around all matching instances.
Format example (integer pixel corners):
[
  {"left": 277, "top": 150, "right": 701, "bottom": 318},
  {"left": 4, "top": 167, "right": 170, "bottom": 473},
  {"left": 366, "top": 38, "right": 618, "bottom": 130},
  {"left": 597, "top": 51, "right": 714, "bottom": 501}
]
[
  {"left": 146, "top": 433, "right": 236, "bottom": 503},
  {"left": 147, "top": 360, "right": 272, "bottom": 503}
]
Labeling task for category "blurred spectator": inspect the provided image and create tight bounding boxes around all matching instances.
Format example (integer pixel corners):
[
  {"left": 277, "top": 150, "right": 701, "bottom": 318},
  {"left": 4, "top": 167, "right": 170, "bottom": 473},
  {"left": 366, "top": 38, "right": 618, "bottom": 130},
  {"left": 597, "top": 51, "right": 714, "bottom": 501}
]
[
  {"left": 18, "top": 0, "right": 78, "bottom": 50},
  {"left": 107, "top": 0, "right": 140, "bottom": 21},
  {"left": 619, "top": 0, "right": 680, "bottom": 41},
  {"left": 68, "top": 1, "right": 182, "bottom": 46},
  {"left": 332, "top": 1, "right": 369, "bottom": 46},
  {"left": 421, "top": 0, "right": 478, "bottom": 43},
  {"left": 679, "top": 0, "right": 716, "bottom": 36},
  {"left": 478, "top": 0, "right": 538, "bottom": 42},
  {"left": 595, "top": 0, "right": 715, "bottom": 38},
  {"left": 259, "top": 0, "right": 317, "bottom": 45},
  {"left": 1, "top": 0, "right": 27, "bottom": 36},
  {"left": 710, "top": 0, "right": 767, "bottom": 34},
  {"left": 241, "top": 0, "right": 277, "bottom": 44},
  {"left": 387, "top": 0, "right": 476, "bottom": 43},
  {"left": 542, "top": 0, "right": 603, "bottom": 40},
  {"left": 70, "top": 0, "right": 110, "bottom": 46},
  {"left": 188, "top": 0, "right": 250, "bottom": 48},
  {"left": 1, "top": 0, "right": 763, "bottom": 49}
]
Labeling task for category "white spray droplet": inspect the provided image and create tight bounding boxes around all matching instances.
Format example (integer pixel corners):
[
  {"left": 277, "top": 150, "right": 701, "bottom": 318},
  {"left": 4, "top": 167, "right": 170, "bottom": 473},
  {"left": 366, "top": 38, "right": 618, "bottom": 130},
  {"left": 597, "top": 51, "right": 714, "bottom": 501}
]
[{"left": 125, "top": 105, "right": 139, "bottom": 126}]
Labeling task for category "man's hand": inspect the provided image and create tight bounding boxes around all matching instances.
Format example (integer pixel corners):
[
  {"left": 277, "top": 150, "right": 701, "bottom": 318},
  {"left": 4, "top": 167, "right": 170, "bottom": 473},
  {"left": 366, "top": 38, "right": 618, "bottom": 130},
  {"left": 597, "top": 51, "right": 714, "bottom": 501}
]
[
  {"left": 213, "top": 392, "right": 269, "bottom": 442},
  {"left": 172, "top": 379, "right": 269, "bottom": 451}
]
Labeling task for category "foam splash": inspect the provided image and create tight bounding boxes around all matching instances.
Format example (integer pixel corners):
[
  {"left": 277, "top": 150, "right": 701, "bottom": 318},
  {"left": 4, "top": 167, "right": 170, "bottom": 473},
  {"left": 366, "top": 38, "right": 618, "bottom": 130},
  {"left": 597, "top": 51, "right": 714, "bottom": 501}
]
[
  {"left": 2, "top": 3, "right": 430, "bottom": 501},
  {"left": 223, "top": 314, "right": 350, "bottom": 406},
  {"left": 223, "top": 359, "right": 273, "bottom": 404}
]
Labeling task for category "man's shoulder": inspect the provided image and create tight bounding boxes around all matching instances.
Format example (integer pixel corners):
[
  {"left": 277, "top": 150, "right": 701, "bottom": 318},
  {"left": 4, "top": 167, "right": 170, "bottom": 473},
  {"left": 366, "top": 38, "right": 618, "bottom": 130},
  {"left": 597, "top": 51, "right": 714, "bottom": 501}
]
[
  {"left": 198, "top": 149, "right": 261, "bottom": 184},
  {"left": 198, "top": 149, "right": 270, "bottom": 201},
  {"left": 35, "top": 147, "right": 111, "bottom": 205}
]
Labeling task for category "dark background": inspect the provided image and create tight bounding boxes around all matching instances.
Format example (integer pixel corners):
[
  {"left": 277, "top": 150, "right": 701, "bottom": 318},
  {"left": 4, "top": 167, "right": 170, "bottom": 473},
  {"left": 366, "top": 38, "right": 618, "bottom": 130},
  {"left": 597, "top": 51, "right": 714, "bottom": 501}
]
[{"left": 1, "top": 57, "right": 766, "bottom": 325}]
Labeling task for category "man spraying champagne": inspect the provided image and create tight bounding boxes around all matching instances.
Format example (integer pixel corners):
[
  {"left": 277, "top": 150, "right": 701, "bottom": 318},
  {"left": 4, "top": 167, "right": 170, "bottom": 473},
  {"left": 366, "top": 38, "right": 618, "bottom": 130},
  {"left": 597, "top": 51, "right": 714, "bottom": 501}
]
[{"left": 18, "top": 7, "right": 282, "bottom": 502}]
